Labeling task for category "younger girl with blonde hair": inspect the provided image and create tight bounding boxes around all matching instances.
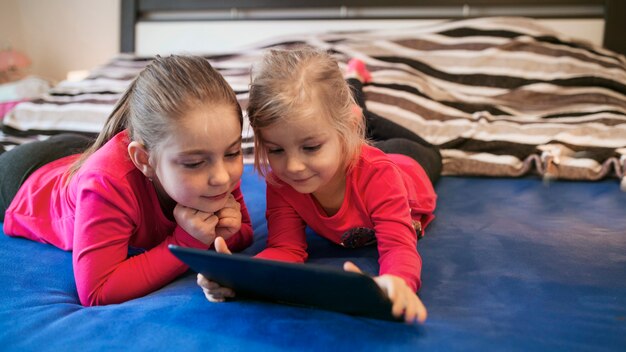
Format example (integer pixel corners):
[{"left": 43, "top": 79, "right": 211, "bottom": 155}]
[
  {"left": 1, "top": 55, "right": 253, "bottom": 306},
  {"left": 198, "top": 47, "right": 441, "bottom": 324}
]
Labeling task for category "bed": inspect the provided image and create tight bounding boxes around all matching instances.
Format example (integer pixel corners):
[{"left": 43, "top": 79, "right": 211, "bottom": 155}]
[{"left": 1, "top": 1, "right": 625, "bottom": 351}]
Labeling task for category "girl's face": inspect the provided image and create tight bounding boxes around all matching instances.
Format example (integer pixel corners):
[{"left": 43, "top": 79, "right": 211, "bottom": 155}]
[
  {"left": 152, "top": 103, "right": 243, "bottom": 214},
  {"left": 260, "top": 114, "right": 345, "bottom": 197}
]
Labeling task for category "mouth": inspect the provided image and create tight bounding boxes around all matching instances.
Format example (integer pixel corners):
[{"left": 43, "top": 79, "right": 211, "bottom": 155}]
[
  {"left": 203, "top": 191, "right": 229, "bottom": 201},
  {"left": 290, "top": 175, "right": 314, "bottom": 184}
]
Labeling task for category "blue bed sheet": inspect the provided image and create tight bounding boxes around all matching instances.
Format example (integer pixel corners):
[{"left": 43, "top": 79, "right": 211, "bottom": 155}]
[{"left": 1, "top": 165, "right": 625, "bottom": 351}]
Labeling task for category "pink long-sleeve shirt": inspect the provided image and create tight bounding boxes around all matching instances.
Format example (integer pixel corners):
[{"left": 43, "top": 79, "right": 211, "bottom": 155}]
[
  {"left": 255, "top": 144, "right": 436, "bottom": 292},
  {"left": 3, "top": 130, "right": 253, "bottom": 306}
]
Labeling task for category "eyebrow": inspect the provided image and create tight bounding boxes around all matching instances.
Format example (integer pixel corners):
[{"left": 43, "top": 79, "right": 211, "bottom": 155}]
[{"left": 178, "top": 137, "right": 242, "bottom": 156}]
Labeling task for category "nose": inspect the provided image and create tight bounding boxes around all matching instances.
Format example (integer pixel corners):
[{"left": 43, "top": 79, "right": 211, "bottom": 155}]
[
  {"left": 209, "top": 161, "right": 230, "bottom": 186},
  {"left": 286, "top": 153, "right": 306, "bottom": 173}
]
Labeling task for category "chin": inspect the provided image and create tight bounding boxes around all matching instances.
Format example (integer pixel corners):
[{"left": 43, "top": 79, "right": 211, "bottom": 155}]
[
  {"left": 199, "top": 199, "right": 228, "bottom": 214},
  {"left": 289, "top": 183, "right": 317, "bottom": 194}
]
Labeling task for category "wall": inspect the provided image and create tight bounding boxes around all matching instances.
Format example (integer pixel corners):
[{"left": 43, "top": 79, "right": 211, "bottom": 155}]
[
  {"left": 0, "top": 0, "right": 24, "bottom": 54},
  {"left": 0, "top": 0, "right": 120, "bottom": 83},
  {"left": 136, "top": 18, "right": 604, "bottom": 56},
  {"left": 0, "top": 1, "right": 606, "bottom": 82}
]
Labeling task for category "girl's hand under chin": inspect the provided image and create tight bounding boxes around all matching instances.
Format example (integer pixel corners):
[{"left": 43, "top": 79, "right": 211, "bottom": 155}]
[
  {"left": 173, "top": 204, "right": 219, "bottom": 246},
  {"left": 214, "top": 194, "right": 242, "bottom": 241},
  {"left": 343, "top": 261, "right": 428, "bottom": 324}
]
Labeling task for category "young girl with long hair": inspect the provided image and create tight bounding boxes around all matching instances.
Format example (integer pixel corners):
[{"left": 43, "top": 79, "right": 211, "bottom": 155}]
[
  {"left": 1, "top": 55, "right": 253, "bottom": 306},
  {"left": 198, "top": 47, "right": 441, "bottom": 324}
]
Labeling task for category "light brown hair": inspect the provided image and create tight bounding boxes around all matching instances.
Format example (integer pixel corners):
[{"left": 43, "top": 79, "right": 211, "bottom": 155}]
[
  {"left": 247, "top": 46, "right": 366, "bottom": 177},
  {"left": 67, "top": 55, "right": 242, "bottom": 177}
]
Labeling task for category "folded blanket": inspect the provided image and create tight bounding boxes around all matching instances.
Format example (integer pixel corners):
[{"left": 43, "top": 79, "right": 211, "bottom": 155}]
[{"left": 3, "top": 17, "right": 625, "bottom": 181}]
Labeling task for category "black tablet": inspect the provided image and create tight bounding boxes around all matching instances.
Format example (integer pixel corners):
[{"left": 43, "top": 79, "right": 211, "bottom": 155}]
[{"left": 168, "top": 245, "right": 398, "bottom": 321}]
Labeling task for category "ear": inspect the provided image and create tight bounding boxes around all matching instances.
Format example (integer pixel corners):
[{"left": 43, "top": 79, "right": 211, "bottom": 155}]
[{"left": 128, "top": 141, "right": 154, "bottom": 179}]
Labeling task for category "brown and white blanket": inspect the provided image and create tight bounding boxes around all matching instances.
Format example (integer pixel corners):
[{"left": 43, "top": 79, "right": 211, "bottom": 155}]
[{"left": 3, "top": 17, "right": 625, "bottom": 183}]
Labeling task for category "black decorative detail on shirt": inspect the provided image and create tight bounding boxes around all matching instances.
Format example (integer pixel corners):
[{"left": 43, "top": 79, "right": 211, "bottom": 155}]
[
  {"left": 127, "top": 246, "right": 147, "bottom": 258},
  {"left": 340, "top": 227, "right": 377, "bottom": 248}
]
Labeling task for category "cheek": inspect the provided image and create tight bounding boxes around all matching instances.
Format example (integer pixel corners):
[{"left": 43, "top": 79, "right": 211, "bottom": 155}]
[
  {"left": 318, "top": 150, "right": 343, "bottom": 175},
  {"left": 164, "top": 176, "right": 194, "bottom": 202},
  {"left": 267, "top": 155, "right": 288, "bottom": 176},
  {"left": 156, "top": 167, "right": 194, "bottom": 200},
  {"left": 266, "top": 154, "right": 279, "bottom": 169},
  {"left": 231, "top": 162, "right": 244, "bottom": 185}
]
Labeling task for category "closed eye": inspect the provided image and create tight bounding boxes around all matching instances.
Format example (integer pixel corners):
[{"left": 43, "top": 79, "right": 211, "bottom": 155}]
[
  {"left": 225, "top": 149, "right": 242, "bottom": 159},
  {"left": 267, "top": 147, "right": 284, "bottom": 154},
  {"left": 303, "top": 144, "right": 321, "bottom": 152},
  {"left": 182, "top": 161, "right": 204, "bottom": 169}
]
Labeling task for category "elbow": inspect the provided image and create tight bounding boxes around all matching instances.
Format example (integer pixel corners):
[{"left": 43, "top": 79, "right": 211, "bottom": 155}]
[
  {"left": 78, "top": 286, "right": 115, "bottom": 307},
  {"left": 78, "top": 291, "right": 104, "bottom": 307},
  {"left": 78, "top": 293, "right": 99, "bottom": 307}
]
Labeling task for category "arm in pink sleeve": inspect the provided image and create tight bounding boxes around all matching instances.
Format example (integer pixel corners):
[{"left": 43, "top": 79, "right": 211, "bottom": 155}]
[
  {"left": 254, "top": 182, "right": 308, "bottom": 263},
  {"left": 72, "top": 177, "right": 208, "bottom": 306},
  {"left": 363, "top": 164, "right": 422, "bottom": 292}
]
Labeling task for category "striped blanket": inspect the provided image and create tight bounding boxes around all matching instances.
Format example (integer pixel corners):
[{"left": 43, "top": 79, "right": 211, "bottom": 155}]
[{"left": 3, "top": 17, "right": 626, "bottom": 184}]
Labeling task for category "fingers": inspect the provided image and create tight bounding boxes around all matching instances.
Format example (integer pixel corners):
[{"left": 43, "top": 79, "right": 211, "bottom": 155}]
[
  {"left": 415, "top": 297, "right": 428, "bottom": 324},
  {"left": 215, "top": 205, "right": 241, "bottom": 219},
  {"left": 197, "top": 273, "right": 210, "bottom": 289},
  {"left": 214, "top": 194, "right": 242, "bottom": 239},
  {"left": 226, "top": 193, "right": 240, "bottom": 207},
  {"left": 219, "top": 194, "right": 240, "bottom": 212},
  {"left": 342, "top": 261, "right": 363, "bottom": 274},
  {"left": 215, "top": 201, "right": 241, "bottom": 227},
  {"left": 197, "top": 273, "right": 224, "bottom": 291},
  {"left": 197, "top": 273, "right": 224, "bottom": 290},
  {"left": 175, "top": 204, "right": 217, "bottom": 222},
  {"left": 216, "top": 216, "right": 241, "bottom": 236},
  {"left": 203, "top": 291, "right": 225, "bottom": 303},
  {"left": 214, "top": 237, "right": 232, "bottom": 255},
  {"left": 202, "top": 286, "right": 236, "bottom": 303},
  {"left": 197, "top": 273, "right": 235, "bottom": 303},
  {"left": 375, "top": 275, "right": 428, "bottom": 325},
  {"left": 399, "top": 290, "right": 419, "bottom": 323},
  {"left": 174, "top": 204, "right": 219, "bottom": 246},
  {"left": 398, "top": 293, "right": 428, "bottom": 324},
  {"left": 345, "top": 264, "right": 428, "bottom": 323},
  {"left": 383, "top": 278, "right": 406, "bottom": 319},
  {"left": 345, "top": 265, "right": 428, "bottom": 323}
]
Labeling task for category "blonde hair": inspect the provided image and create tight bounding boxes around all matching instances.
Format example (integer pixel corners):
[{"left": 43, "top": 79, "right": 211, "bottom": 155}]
[
  {"left": 67, "top": 55, "right": 242, "bottom": 177},
  {"left": 247, "top": 46, "right": 366, "bottom": 177}
]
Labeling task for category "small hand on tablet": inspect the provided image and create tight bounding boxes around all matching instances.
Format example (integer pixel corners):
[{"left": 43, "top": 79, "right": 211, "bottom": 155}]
[
  {"left": 343, "top": 262, "right": 427, "bottom": 324},
  {"left": 197, "top": 237, "right": 236, "bottom": 302},
  {"left": 196, "top": 237, "right": 427, "bottom": 324}
]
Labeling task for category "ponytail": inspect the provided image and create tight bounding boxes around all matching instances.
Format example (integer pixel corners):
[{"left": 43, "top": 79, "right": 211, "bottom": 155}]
[{"left": 65, "top": 79, "right": 136, "bottom": 179}]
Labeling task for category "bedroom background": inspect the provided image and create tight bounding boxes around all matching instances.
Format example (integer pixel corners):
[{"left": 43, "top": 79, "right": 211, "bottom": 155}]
[
  {"left": 2, "top": 0, "right": 623, "bottom": 182},
  {"left": 0, "top": 0, "right": 118, "bottom": 83},
  {"left": 1, "top": 1, "right": 625, "bottom": 351},
  {"left": 0, "top": 0, "right": 609, "bottom": 82}
]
